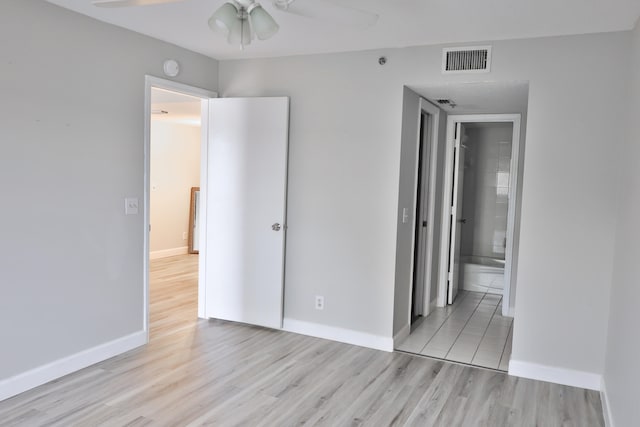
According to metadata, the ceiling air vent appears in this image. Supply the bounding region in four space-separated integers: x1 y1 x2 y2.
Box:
442 46 492 74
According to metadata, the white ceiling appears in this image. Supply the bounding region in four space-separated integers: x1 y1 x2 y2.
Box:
46 0 640 60
151 88 202 125
410 81 529 115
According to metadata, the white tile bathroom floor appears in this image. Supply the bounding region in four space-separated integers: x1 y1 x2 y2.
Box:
396 291 513 371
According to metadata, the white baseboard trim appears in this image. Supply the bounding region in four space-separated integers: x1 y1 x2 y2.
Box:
0 331 147 402
150 246 188 260
508 359 602 391
600 377 615 427
393 323 411 348
283 318 393 352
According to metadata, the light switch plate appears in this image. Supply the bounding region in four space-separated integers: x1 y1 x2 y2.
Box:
402 208 409 224
125 197 139 215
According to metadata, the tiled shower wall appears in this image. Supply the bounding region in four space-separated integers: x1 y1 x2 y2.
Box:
460 124 513 260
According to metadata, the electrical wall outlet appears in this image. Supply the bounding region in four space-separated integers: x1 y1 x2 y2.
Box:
182 231 188 240
315 296 324 310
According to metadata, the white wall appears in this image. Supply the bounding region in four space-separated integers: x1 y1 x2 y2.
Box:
461 125 513 260
603 17 640 426
0 0 217 384
150 121 201 254
219 31 629 380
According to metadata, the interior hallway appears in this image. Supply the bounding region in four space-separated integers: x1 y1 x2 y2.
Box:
149 254 199 340
397 291 513 371
0 260 603 425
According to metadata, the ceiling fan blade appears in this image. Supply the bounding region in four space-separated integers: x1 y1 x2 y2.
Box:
273 0 379 28
92 0 187 8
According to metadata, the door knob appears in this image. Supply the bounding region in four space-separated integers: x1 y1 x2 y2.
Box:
272 223 281 231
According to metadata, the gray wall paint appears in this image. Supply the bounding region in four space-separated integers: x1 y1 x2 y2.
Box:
603 17 640 426
219 31 629 375
0 0 218 380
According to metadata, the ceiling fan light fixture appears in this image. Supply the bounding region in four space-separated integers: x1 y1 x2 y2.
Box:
228 15 252 49
247 3 279 41
208 2 238 35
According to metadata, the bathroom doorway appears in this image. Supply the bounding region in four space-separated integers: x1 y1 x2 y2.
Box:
439 115 521 317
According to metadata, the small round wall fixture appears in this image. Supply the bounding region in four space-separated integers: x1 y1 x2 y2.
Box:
163 59 180 77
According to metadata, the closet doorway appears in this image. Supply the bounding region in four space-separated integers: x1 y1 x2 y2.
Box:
410 100 441 323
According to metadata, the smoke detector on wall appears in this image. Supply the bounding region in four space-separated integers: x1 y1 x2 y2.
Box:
163 59 180 77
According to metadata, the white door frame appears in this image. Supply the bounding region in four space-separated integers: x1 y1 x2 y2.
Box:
437 114 521 317
407 98 440 326
143 75 217 341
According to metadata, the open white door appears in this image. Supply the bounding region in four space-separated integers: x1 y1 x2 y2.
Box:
204 97 289 329
448 123 466 304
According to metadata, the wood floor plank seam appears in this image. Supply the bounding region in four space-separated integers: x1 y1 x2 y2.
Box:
0 255 605 426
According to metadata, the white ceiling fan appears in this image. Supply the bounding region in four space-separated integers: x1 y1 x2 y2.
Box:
92 0 379 49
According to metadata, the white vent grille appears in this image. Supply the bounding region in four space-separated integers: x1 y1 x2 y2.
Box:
442 46 492 74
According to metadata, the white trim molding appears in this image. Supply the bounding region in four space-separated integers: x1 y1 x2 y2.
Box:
508 360 602 391
283 319 394 352
393 323 411 349
0 331 146 402
149 246 189 260
600 377 615 427
144 75 218 326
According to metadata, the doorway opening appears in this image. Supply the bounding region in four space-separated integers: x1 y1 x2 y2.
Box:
394 82 528 372
410 100 440 327
144 77 290 344
143 76 217 342
439 115 521 317
148 87 202 340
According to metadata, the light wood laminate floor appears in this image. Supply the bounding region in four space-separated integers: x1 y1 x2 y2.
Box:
0 256 604 426
397 291 513 371
149 254 199 340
